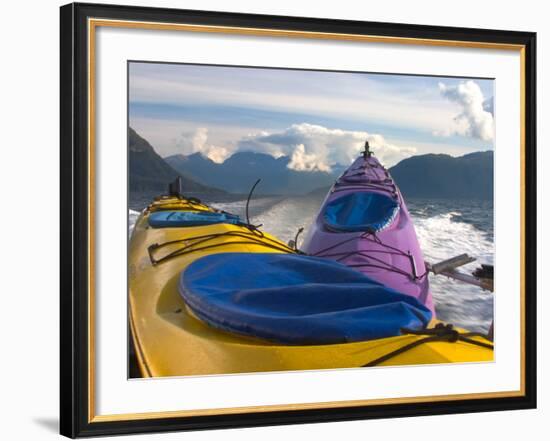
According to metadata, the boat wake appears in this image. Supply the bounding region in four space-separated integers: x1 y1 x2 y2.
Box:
414 211 494 332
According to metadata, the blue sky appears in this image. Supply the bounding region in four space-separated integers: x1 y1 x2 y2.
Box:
129 62 494 170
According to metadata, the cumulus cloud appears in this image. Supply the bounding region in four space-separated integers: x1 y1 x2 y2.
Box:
237 123 416 170
287 144 331 172
174 127 230 163
172 123 416 170
436 80 494 142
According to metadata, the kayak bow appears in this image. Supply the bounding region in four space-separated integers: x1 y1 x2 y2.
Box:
302 152 435 315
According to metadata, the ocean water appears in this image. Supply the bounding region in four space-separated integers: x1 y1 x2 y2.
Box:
129 194 493 333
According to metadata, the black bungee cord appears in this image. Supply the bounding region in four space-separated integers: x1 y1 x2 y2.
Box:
362 323 494 367
148 229 298 265
147 178 308 265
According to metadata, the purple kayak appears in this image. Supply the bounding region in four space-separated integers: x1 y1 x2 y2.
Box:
302 150 435 315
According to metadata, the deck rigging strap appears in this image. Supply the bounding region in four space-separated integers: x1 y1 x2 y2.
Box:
148 228 299 265
331 181 398 197
312 230 428 281
362 323 493 367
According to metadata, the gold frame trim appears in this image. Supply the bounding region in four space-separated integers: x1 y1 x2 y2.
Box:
87 18 527 423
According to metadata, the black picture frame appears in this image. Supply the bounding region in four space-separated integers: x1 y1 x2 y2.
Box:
60 2 537 438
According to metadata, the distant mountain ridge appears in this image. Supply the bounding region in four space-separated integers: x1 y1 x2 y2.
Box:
165 149 493 199
129 128 224 194
165 151 338 195
389 151 493 199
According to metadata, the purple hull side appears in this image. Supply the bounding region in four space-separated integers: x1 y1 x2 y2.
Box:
302 155 435 315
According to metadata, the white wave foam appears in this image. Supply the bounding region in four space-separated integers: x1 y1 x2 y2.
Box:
249 196 323 247
128 209 141 237
413 212 494 332
209 197 283 219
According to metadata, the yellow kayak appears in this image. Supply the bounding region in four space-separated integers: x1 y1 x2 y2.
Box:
129 195 493 378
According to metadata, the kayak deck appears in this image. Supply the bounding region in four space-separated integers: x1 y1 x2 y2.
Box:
129 198 493 378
